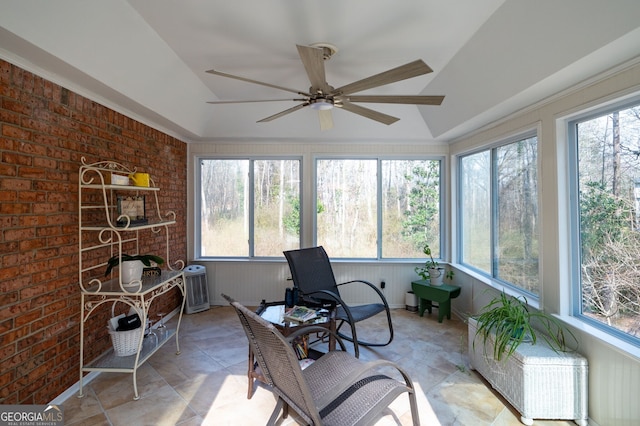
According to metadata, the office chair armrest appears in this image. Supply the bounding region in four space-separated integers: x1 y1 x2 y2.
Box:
337 279 391 309
304 288 343 305
285 325 348 352
304 289 359 336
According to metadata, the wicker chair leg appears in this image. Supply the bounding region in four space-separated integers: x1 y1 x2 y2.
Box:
267 398 284 426
246 353 253 399
409 391 420 426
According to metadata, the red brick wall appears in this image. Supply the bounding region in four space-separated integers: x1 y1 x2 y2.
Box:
0 59 188 403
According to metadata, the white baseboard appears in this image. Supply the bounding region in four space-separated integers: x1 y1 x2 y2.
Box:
49 371 101 405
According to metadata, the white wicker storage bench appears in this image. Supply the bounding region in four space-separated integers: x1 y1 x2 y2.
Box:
468 318 588 425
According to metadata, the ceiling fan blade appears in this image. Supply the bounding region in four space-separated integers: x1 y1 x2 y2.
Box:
296 44 330 92
257 103 309 123
318 109 333 131
206 69 310 96
337 102 399 125
332 60 433 96
341 95 444 105
207 98 307 104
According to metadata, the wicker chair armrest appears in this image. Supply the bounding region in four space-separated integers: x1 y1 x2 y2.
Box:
355 359 416 388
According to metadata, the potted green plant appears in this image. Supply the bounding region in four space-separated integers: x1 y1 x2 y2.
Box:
414 243 444 286
105 253 164 285
473 291 577 361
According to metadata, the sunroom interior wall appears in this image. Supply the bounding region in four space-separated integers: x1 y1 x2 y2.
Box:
187 141 449 308
449 58 640 426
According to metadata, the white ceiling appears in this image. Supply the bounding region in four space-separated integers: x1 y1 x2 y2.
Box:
1 0 640 143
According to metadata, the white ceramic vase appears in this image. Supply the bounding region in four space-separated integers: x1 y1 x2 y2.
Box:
120 260 144 286
428 267 444 286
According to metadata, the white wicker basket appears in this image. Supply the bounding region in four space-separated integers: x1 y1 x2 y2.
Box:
108 326 143 356
468 318 588 425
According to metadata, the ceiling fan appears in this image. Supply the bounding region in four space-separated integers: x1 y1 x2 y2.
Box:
206 43 444 131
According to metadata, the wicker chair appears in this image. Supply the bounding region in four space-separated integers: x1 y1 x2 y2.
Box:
284 246 393 358
222 294 419 426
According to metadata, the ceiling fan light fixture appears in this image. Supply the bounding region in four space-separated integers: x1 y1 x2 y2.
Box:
309 99 333 110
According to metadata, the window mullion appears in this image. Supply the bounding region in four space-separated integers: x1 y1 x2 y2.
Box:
491 148 498 278
248 160 255 257
377 159 383 259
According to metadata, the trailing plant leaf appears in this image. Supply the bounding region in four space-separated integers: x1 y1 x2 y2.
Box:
528 311 579 353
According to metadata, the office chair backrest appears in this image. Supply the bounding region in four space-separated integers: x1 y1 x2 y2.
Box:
284 246 339 297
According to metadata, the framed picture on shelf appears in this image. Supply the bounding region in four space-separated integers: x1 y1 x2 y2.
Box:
116 195 148 227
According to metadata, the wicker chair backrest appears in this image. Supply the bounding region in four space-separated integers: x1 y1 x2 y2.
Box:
224 295 322 425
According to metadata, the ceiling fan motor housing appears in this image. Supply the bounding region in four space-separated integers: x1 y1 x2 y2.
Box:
310 42 338 60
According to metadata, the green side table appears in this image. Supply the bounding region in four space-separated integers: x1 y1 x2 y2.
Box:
411 279 461 323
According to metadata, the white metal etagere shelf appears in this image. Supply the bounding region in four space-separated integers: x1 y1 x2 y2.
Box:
77 157 185 400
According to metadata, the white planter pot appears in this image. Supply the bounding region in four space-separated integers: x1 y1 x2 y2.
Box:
428 267 444 286
121 260 144 286
405 291 418 311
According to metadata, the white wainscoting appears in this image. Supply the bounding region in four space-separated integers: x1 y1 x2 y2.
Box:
196 260 444 309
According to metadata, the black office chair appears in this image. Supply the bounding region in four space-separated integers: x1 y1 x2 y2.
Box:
284 246 394 358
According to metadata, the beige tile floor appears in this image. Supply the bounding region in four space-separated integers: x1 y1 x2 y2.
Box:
62 306 577 425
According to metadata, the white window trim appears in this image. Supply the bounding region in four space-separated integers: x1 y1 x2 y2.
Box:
456 129 540 299
312 155 446 260
194 155 302 259
559 91 640 355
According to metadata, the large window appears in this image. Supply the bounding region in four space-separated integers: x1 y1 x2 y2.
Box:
316 158 441 259
571 99 640 343
459 134 539 295
198 158 301 257
460 151 491 273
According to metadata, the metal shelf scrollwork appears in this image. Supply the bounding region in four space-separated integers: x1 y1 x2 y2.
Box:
77 157 185 401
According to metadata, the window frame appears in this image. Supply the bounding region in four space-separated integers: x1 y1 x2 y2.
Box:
195 155 303 259
567 94 640 349
457 129 540 298
312 155 445 261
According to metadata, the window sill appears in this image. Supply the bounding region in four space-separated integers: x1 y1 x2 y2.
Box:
557 315 640 361
453 262 640 360
451 263 541 310
194 256 429 265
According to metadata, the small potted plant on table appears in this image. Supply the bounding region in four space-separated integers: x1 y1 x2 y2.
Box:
414 243 445 286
